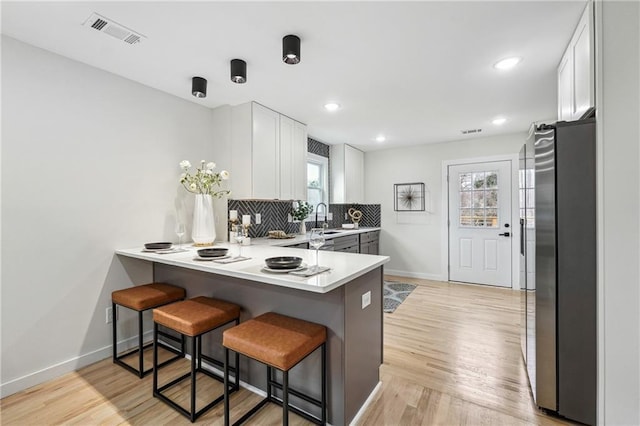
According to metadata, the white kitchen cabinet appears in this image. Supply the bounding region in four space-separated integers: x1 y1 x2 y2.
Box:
229 102 307 200
558 1 594 121
280 115 308 201
331 144 364 203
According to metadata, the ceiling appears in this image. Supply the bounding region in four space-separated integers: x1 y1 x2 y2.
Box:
1 1 586 151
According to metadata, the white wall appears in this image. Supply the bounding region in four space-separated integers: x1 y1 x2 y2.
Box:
364 133 524 281
0 36 227 396
596 1 640 424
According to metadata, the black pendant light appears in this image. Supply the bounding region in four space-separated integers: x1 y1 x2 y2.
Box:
282 34 301 64
191 76 207 98
230 59 247 84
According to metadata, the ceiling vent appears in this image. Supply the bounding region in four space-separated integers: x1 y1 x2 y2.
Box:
83 13 146 45
461 128 483 135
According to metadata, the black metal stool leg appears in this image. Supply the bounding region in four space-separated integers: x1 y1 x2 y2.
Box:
224 348 230 426
112 302 117 362
321 343 327 425
283 370 289 426
153 322 159 394
267 366 272 400
138 310 144 378
190 336 197 422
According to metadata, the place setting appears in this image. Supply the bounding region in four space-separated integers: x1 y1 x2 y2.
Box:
141 242 187 254
261 228 331 277
193 225 252 264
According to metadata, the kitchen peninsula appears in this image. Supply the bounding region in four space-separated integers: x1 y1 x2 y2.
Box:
116 243 389 425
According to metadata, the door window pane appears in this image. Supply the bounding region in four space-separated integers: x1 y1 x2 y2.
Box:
473 172 486 189
460 173 472 191
473 192 485 208
460 192 472 208
460 208 474 226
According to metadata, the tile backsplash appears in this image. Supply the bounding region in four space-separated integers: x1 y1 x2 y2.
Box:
227 200 381 238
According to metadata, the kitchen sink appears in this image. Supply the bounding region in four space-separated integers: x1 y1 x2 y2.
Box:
323 230 344 235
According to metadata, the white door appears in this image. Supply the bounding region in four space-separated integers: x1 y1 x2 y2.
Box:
448 161 512 287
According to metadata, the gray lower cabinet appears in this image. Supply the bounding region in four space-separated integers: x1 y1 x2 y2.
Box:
333 234 360 253
283 231 380 255
359 231 380 255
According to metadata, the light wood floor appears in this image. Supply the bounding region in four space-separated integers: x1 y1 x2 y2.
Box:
1 276 572 425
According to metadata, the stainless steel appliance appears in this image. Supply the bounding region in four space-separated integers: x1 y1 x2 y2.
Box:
519 117 597 425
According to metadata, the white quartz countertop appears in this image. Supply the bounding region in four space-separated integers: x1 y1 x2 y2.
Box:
251 227 381 247
116 240 388 294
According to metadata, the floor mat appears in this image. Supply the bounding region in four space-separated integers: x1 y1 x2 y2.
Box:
383 281 417 313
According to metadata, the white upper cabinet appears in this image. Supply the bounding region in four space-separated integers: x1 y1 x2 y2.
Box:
558 1 594 121
228 102 307 200
331 144 364 204
279 115 308 201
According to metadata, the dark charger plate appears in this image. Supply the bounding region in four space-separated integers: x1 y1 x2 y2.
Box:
197 248 229 258
265 256 303 270
145 242 172 250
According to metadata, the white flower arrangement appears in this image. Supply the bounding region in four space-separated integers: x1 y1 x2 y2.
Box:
179 160 230 197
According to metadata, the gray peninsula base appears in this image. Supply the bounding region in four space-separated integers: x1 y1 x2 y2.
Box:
152 263 383 425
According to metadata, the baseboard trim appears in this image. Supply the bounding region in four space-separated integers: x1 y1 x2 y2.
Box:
384 269 445 282
0 330 153 398
349 381 382 426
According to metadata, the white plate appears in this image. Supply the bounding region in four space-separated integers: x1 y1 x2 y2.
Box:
193 255 231 262
142 248 175 253
261 263 307 274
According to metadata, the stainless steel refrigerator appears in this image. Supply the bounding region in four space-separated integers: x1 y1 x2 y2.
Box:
519 117 597 425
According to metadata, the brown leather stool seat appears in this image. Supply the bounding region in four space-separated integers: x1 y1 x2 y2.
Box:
152 296 241 423
111 283 186 378
222 312 327 426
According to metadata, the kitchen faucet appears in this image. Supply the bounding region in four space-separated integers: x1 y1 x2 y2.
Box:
315 202 328 229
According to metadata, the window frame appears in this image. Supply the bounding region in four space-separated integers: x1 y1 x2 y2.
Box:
307 153 329 217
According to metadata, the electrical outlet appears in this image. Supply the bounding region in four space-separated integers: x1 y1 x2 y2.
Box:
327 212 333 221
362 291 371 309
106 306 114 324
345 213 348 220
288 214 292 223
255 213 261 224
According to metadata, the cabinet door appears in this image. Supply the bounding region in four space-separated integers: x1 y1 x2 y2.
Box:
279 115 295 200
572 2 593 119
344 145 364 203
557 51 573 121
252 104 280 199
292 120 308 200
370 241 379 255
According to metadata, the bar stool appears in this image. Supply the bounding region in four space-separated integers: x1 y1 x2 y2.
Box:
111 282 186 377
152 296 241 422
222 312 327 426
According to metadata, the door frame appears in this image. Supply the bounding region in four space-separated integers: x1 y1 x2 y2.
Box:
441 154 521 289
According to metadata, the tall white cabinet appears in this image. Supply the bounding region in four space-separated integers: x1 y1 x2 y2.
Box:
229 102 307 200
558 1 594 121
330 144 364 203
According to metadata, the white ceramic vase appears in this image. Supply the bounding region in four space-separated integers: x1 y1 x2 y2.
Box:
299 220 306 235
192 194 216 246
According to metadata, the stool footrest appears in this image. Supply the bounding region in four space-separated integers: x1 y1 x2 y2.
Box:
201 353 238 377
114 339 183 378
267 395 324 425
268 379 323 407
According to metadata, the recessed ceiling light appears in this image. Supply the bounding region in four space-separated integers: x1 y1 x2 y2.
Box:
324 102 340 112
493 57 521 70
375 135 386 142
492 117 507 125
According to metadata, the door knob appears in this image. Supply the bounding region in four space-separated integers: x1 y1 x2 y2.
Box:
499 232 511 237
